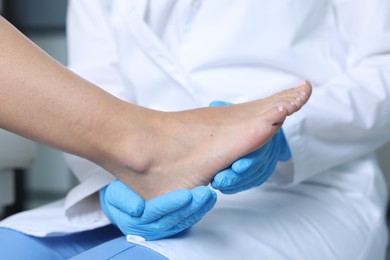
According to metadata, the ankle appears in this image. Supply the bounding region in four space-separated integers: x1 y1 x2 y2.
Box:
98 104 158 177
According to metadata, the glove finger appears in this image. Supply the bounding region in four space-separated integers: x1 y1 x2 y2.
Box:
212 168 257 189
166 186 217 228
232 128 287 174
215 170 262 193
139 189 192 224
147 188 217 240
211 168 236 189
232 141 272 174
105 180 145 217
220 169 263 190
223 157 277 192
140 186 216 231
175 189 217 230
212 158 266 189
218 174 270 194
209 100 232 107
102 203 165 241
102 202 139 235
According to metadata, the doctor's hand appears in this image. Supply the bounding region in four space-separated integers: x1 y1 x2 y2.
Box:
209 100 291 194
100 180 217 240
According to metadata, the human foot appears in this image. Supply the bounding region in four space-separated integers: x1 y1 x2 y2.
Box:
109 81 312 200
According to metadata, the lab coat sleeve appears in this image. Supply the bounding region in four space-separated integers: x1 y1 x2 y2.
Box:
63 0 134 223
274 0 390 185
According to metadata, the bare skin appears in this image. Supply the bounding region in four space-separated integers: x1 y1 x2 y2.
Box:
0 16 311 200
108 81 312 200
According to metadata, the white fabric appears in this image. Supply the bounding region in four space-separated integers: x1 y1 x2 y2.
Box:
130 176 387 260
1 0 390 259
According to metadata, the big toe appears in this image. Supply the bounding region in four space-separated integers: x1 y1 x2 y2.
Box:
278 80 312 115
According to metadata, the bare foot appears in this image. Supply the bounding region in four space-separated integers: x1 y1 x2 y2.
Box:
108 81 311 200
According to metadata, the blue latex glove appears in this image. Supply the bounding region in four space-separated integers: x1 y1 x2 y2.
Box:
100 180 217 240
209 100 291 194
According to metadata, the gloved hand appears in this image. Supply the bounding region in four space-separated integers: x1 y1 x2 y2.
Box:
100 180 217 240
209 100 291 194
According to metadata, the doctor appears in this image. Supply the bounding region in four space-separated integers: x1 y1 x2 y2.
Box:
65 1 388 259
0 12 312 259
3 0 390 259
0 12 311 260
0 15 307 200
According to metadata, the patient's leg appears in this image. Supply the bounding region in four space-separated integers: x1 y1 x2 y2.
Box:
109 81 311 200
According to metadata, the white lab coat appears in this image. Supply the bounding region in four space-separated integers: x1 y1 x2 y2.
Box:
2 0 390 259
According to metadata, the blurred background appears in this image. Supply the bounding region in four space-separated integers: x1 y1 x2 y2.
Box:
0 0 76 218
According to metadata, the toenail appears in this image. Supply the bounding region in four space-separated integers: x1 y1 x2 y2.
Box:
294 80 306 88
300 91 306 96
277 105 284 112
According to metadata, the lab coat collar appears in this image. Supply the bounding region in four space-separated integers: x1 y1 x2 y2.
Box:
112 0 193 94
